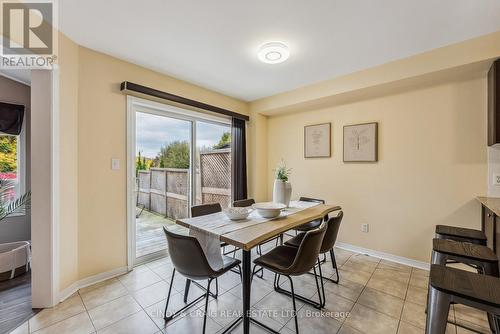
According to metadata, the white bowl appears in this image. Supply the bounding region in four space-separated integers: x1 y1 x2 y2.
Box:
252 202 286 218
223 207 252 221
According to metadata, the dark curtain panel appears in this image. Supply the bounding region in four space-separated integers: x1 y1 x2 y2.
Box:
231 117 248 201
0 102 24 135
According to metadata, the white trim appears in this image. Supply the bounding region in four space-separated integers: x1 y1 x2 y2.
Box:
51 67 61 306
58 266 128 302
126 96 136 271
336 242 430 271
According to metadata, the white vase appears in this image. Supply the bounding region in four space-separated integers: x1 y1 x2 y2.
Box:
273 179 292 207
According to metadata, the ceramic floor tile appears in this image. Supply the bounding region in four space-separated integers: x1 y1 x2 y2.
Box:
98 310 159 334
454 304 491 332
130 281 170 308
370 268 411 285
204 291 242 327
253 291 305 325
162 311 221 334
337 268 372 286
338 324 364 334
357 287 404 319
323 278 364 302
88 295 142 330
118 269 162 292
408 274 428 290
366 274 408 299
378 260 412 273
341 258 378 274
228 279 273 306
397 321 457 334
29 295 86 332
80 279 128 310
344 304 399 334
31 312 94 334
400 301 426 329
405 285 428 306
284 303 343 333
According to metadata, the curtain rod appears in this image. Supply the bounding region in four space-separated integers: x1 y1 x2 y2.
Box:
120 81 249 121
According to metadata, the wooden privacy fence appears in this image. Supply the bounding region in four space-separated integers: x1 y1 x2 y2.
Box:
199 148 231 208
137 149 231 220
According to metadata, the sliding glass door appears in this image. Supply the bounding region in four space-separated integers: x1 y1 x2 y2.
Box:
128 97 232 264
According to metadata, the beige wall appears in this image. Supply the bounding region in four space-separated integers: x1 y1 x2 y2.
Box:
266 75 487 262
58 34 80 290
77 47 248 279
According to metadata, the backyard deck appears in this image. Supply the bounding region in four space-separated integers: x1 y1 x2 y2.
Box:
136 209 175 258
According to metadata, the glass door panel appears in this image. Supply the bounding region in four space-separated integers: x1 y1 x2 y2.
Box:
135 111 191 261
194 121 232 209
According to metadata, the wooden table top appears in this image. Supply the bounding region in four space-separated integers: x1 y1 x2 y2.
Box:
176 204 341 251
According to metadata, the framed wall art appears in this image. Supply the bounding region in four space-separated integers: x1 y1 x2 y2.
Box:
343 122 378 162
304 123 331 158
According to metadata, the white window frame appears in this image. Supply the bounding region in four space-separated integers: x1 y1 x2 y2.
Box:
0 118 26 217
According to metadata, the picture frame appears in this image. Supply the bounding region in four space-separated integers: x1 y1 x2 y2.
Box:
304 123 331 158
343 122 378 162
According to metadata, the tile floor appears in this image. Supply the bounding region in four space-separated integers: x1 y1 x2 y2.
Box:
9 244 492 334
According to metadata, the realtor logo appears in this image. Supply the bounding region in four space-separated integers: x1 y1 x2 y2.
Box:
1 0 57 68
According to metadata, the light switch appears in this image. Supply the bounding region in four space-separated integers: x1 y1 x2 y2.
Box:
111 158 120 170
494 174 500 186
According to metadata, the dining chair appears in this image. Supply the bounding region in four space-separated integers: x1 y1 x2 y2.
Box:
284 211 343 307
294 197 328 232
285 211 343 280
252 222 327 333
163 227 242 333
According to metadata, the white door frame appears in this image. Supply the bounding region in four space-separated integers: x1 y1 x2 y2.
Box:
126 96 230 269
30 68 60 307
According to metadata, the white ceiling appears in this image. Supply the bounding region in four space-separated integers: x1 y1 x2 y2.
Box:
60 0 500 101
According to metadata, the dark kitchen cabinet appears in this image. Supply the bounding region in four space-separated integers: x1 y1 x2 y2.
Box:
488 59 500 146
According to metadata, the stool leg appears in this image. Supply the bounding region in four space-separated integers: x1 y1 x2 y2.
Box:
425 285 451 334
183 279 191 302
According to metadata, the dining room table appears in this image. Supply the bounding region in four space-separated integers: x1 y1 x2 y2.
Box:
176 201 341 334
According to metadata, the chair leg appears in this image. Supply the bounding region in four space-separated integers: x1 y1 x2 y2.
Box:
184 279 191 303
330 249 340 284
164 269 176 319
202 279 213 334
425 285 451 334
285 275 299 334
315 258 326 308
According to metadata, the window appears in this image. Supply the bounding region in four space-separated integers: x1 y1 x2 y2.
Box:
0 127 25 206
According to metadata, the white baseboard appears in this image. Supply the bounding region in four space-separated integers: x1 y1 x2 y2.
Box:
336 242 430 271
58 266 129 302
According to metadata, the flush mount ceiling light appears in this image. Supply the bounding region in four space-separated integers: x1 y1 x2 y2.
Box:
257 42 290 64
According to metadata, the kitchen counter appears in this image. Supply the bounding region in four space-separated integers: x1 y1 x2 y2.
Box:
477 196 500 217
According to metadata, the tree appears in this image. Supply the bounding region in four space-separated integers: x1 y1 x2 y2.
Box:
0 136 17 173
157 141 189 169
213 132 231 149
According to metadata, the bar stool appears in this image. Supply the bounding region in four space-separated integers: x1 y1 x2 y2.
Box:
252 222 328 333
163 227 242 334
431 238 499 332
426 264 500 334
431 238 498 276
435 225 487 245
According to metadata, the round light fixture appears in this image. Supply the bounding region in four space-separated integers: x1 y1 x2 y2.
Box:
257 42 290 64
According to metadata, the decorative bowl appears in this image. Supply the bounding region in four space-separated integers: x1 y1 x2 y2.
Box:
223 207 252 221
252 202 286 218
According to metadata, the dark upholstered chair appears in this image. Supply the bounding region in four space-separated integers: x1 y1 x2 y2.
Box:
294 197 328 232
191 203 223 217
253 223 327 333
163 227 241 333
285 211 343 290
232 199 256 208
